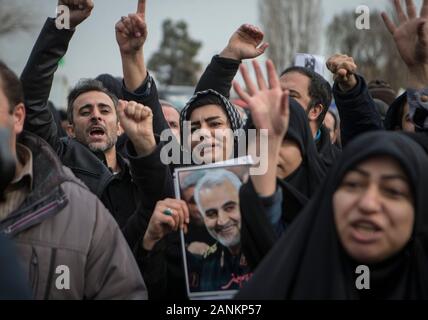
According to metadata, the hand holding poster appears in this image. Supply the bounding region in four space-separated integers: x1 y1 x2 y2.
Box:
174 157 253 299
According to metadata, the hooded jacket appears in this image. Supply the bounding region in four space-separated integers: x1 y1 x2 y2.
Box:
0 132 147 299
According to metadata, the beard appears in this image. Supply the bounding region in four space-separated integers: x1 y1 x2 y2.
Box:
74 127 118 153
207 226 241 248
87 134 117 153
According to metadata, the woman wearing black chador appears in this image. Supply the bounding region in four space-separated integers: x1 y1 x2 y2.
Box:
237 131 428 299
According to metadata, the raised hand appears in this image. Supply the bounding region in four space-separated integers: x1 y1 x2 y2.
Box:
233 59 289 197
326 54 358 92
233 60 289 140
117 100 155 156
115 0 148 55
143 198 190 251
57 0 94 29
220 24 269 61
382 0 428 85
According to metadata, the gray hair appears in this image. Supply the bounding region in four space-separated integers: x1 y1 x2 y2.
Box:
194 169 242 217
181 170 206 190
160 99 179 112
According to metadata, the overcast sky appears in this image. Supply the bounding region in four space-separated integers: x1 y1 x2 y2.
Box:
0 0 396 106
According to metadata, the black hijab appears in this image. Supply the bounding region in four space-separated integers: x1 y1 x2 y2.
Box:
317 124 342 167
280 98 327 207
384 92 407 131
237 131 428 299
239 99 327 269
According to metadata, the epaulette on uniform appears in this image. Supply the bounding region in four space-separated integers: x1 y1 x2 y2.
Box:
203 242 218 259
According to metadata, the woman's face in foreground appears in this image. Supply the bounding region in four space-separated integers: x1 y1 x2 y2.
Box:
333 156 414 264
189 104 233 163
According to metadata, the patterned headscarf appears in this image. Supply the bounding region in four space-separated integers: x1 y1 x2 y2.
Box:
179 89 244 147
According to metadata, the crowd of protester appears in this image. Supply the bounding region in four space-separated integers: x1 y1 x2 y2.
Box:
1 0 428 299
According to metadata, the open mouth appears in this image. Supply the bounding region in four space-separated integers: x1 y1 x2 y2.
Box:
89 126 106 138
200 142 216 149
198 142 218 156
350 220 382 242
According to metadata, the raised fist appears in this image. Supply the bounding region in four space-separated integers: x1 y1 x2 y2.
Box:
57 0 94 29
326 54 358 92
220 24 269 61
117 100 155 156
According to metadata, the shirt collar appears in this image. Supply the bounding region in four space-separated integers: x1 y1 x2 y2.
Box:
10 143 33 191
314 129 322 142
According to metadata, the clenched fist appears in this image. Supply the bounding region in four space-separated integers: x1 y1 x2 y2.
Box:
57 0 94 29
220 24 269 61
117 100 156 157
326 54 358 92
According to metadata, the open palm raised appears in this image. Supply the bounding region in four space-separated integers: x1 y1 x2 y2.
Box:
382 0 428 69
233 59 290 140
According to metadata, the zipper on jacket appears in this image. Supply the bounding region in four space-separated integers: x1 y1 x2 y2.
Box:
29 247 39 298
4 195 67 236
43 248 57 300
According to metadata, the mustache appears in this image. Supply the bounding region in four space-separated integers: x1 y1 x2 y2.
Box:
86 124 107 134
215 222 237 233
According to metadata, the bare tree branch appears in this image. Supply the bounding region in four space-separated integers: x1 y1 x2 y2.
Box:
0 0 34 37
327 8 408 91
259 0 322 72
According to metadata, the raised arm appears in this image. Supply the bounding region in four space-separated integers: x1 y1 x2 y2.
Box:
195 24 269 97
326 54 383 146
233 60 291 268
21 0 93 152
115 0 169 136
233 59 289 197
382 0 428 130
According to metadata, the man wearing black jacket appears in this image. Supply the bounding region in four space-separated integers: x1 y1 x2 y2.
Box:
326 54 385 147
20 0 173 250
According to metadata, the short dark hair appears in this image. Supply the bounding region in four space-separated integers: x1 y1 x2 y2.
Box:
281 66 332 129
0 60 24 114
67 79 119 124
